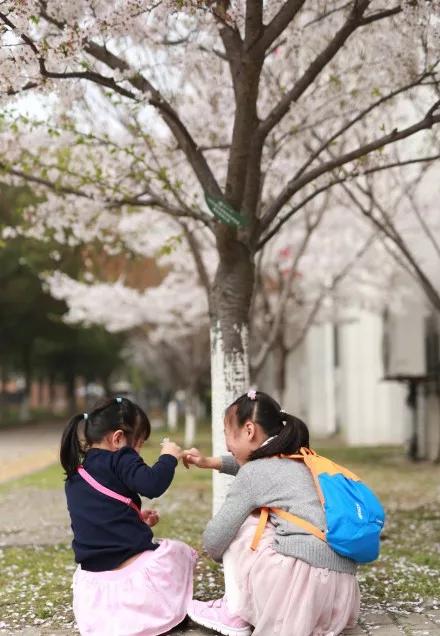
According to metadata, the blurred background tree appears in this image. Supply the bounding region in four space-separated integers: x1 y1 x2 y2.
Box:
0 184 126 423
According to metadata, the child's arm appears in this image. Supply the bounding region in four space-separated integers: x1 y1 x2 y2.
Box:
203 465 257 561
183 448 240 476
112 443 181 499
182 448 221 470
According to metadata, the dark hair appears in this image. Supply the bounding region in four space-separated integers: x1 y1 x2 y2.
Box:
226 391 309 461
60 397 151 478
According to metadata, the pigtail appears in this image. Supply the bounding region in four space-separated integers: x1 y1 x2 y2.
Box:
60 414 86 479
249 412 310 461
60 398 151 477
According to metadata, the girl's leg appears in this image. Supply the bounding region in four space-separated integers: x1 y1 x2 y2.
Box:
187 530 252 636
222 547 242 614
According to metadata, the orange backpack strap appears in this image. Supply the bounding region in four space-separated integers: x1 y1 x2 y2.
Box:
250 448 327 550
250 507 269 551
250 506 325 550
271 508 325 542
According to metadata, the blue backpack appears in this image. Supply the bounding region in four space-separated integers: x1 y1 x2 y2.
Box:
250 448 385 563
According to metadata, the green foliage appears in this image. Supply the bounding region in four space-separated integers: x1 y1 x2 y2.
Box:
0 183 126 400
156 233 183 257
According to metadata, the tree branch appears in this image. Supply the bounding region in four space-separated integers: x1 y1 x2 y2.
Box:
359 5 402 25
251 206 326 374
84 41 222 198
257 0 372 141
0 9 223 201
252 0 306 55
179 221 211 294
341 182 440 312
286 227 381 356
261 100 440 229
0 162 210 224
257 152 440 249
312 132 440 312
312 3 353 25
290 71 438 186
400 175 440 260
244 0 263 50
0 11 137 99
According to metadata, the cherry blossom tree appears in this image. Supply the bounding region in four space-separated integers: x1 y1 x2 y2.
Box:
250 152 440 402
1 0 440 506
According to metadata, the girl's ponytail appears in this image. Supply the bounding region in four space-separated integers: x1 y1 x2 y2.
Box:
227 391 310 461
60 414 86 479
60 397 150 479
249 412 309 461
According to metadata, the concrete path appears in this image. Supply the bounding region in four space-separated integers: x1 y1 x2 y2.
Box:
2 608 440 635
0 421 62 483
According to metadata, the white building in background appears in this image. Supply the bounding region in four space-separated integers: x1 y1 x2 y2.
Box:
259 291 440 461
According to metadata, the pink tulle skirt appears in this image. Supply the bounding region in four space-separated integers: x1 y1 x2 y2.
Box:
223 515 360 636
73 539 197 636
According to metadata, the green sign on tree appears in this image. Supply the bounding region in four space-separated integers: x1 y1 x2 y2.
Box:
205 193 247 228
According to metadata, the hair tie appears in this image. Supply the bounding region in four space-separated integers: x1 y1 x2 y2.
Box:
115 397 122 404
83 413 88 420
280 408 286 426
247 389 257 400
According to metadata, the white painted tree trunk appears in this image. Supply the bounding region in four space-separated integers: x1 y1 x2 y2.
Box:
184 389 200 448
184 412 196 448
167 400 178 432
305 323 337 437
210 322 249 514
19 394 30 422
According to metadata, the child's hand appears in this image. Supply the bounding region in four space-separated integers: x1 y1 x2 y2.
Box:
182 447 207 469
141 509 160 527
160 438 182 460
183 448 220 470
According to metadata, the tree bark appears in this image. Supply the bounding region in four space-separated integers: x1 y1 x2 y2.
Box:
19 346 32 422
210 231 254 512
65 372 77 415
274 339 288 406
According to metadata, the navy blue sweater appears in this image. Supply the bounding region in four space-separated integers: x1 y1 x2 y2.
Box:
65 447 178 572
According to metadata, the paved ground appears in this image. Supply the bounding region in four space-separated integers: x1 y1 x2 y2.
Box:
2 609 440 635
0 421 62 483
0 422 439 636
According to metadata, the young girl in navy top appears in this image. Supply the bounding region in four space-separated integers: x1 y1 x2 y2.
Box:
60 396 197 636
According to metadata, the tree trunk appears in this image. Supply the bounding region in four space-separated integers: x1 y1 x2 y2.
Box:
184 390 198 448
65 372 77 414
167 399 178 432
48 372 56 405
0 366 8 404
210 233 254 512
19 346 32 422
273 338 288 406
102 375 112 397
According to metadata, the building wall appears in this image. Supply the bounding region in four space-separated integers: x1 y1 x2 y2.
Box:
271 309 415 446
337 310 409 446
257 293 438 450
305 323 337 437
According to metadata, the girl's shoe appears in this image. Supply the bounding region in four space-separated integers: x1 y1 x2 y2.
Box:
187 598 252 636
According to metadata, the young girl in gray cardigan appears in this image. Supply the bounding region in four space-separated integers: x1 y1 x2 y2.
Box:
184 390 360 636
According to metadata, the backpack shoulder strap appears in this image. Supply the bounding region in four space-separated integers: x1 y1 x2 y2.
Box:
271 508 325 541
250 448 326 550
250 507 325 550
250 507 269 551
77 466 143 521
